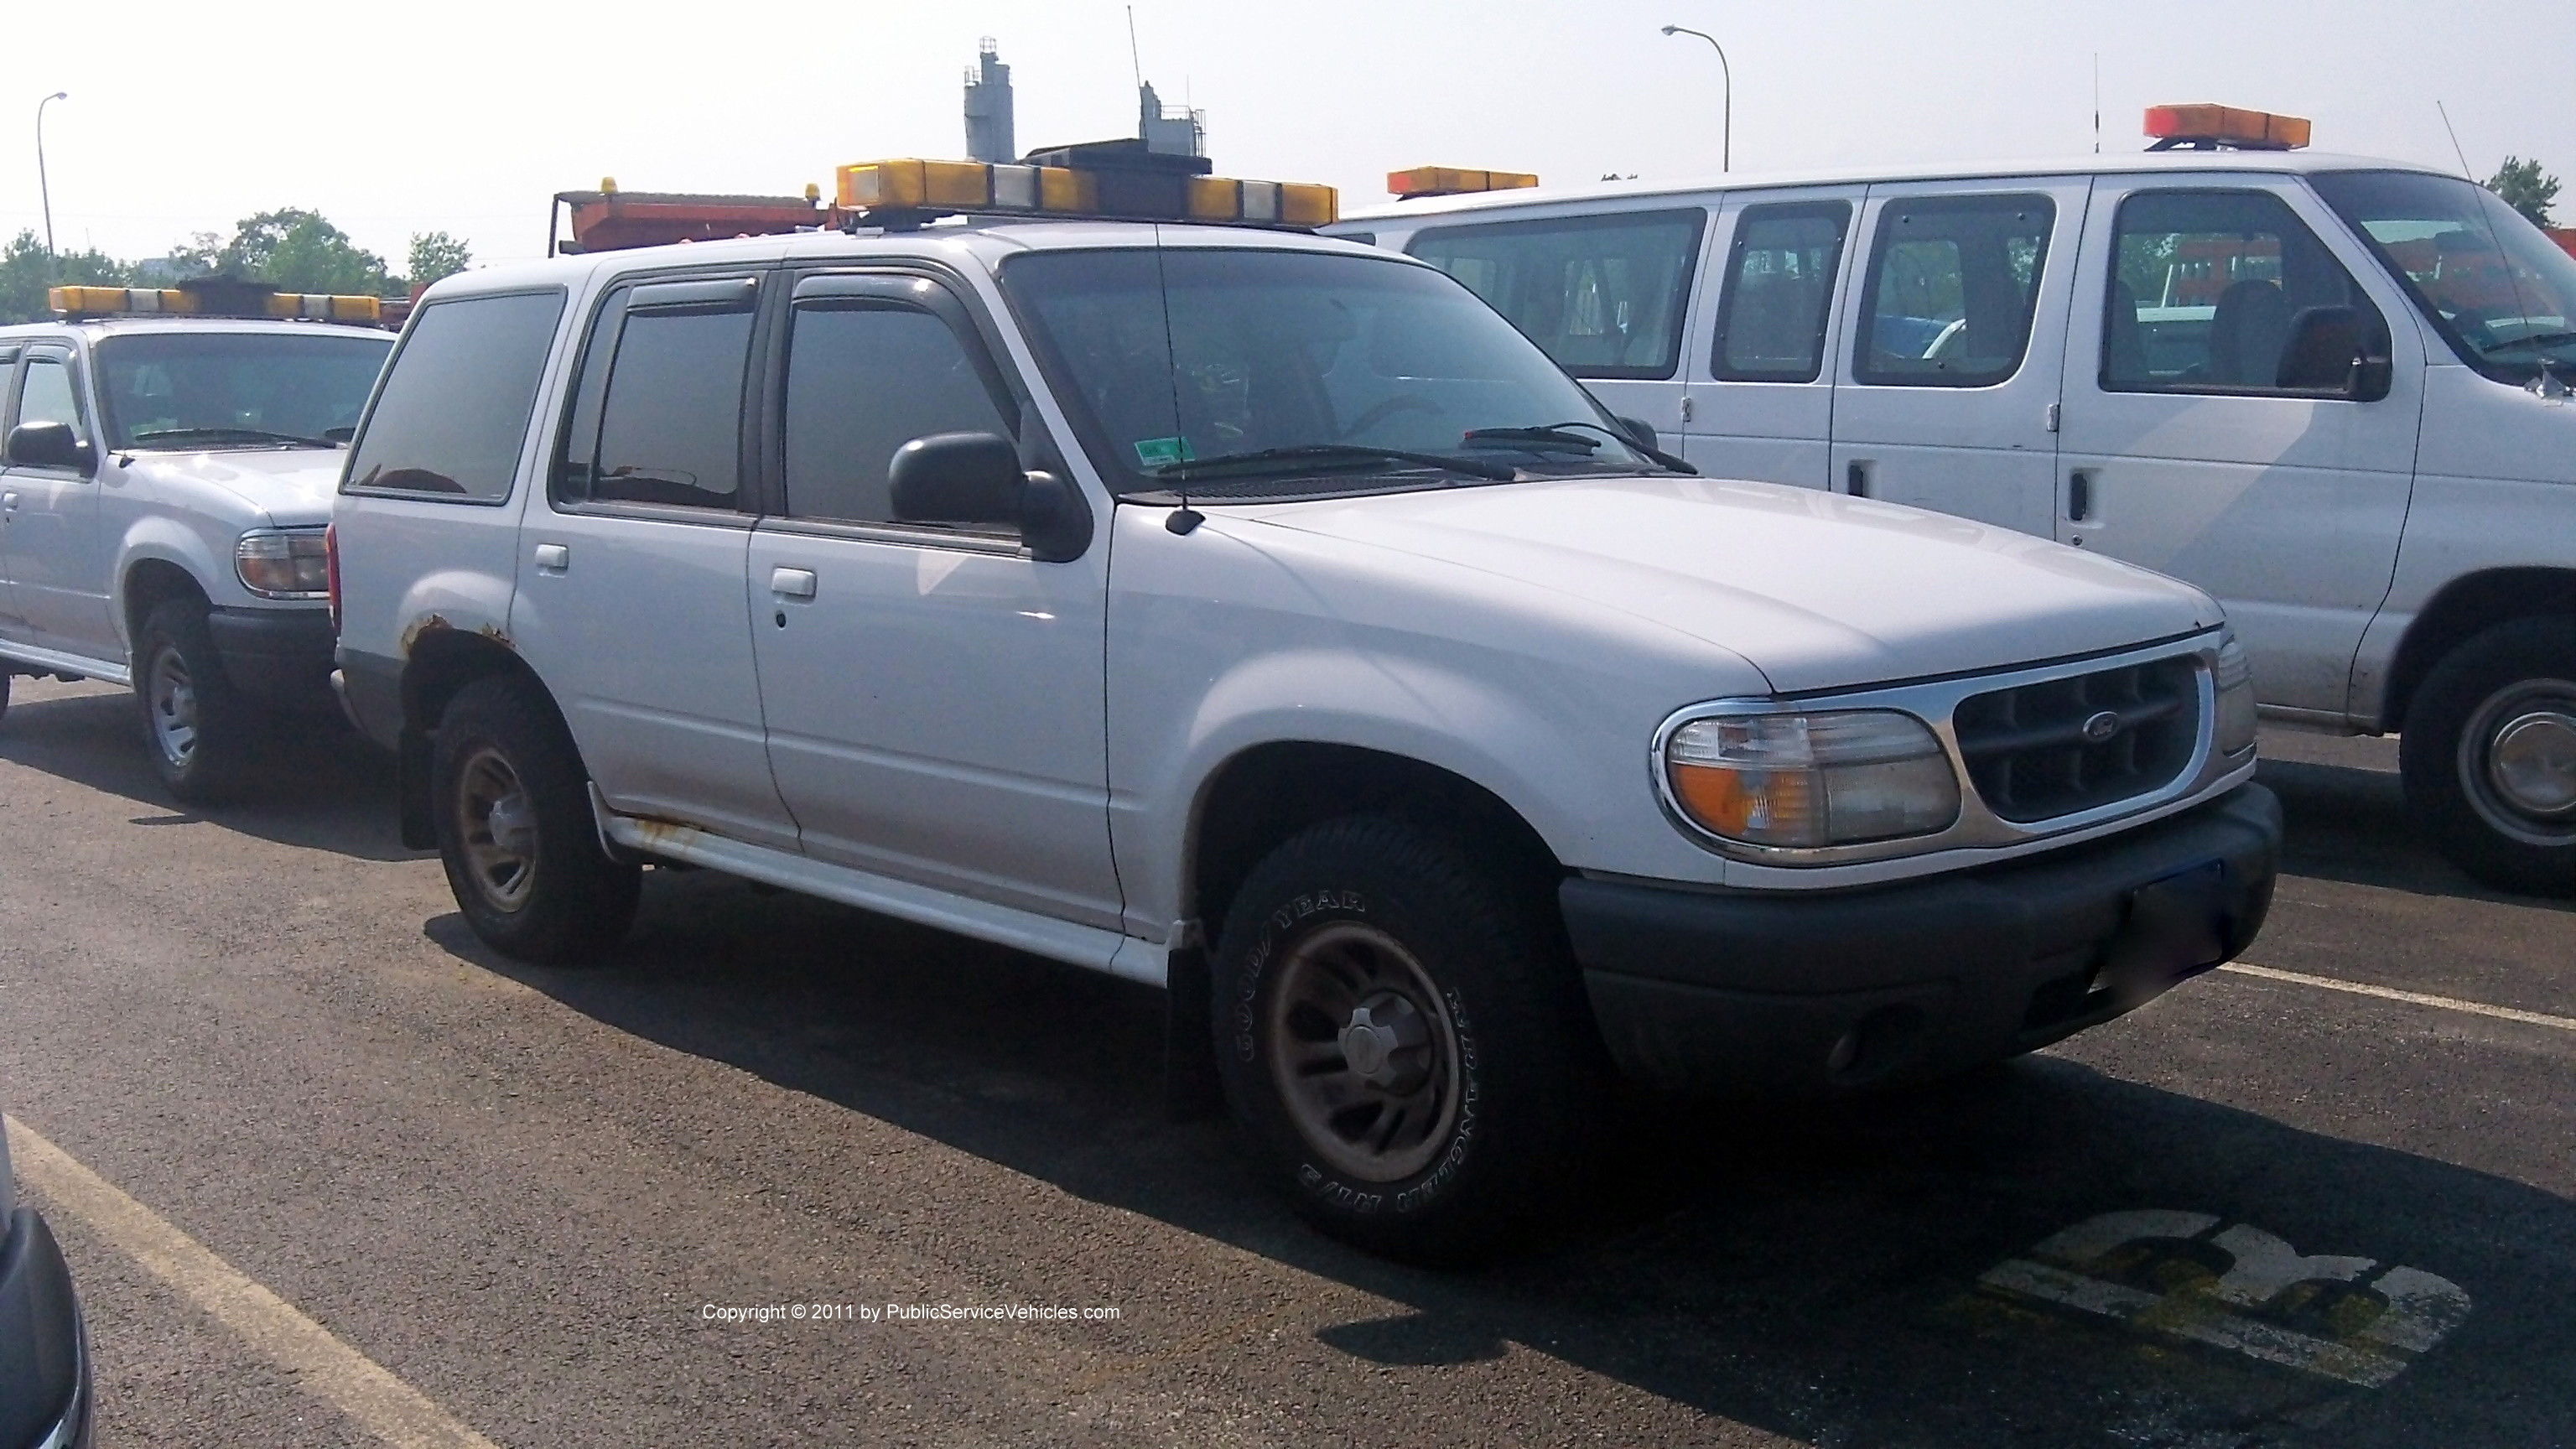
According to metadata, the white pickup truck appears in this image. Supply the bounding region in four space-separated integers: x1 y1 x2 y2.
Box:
330 163 2279 1259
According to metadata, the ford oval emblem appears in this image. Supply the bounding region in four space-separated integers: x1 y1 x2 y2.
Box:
2081 709 2122 744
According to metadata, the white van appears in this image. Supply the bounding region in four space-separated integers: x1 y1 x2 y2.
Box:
1337 138 2576 895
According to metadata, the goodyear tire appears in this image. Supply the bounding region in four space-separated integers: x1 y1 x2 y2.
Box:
431 676 640 963
135 599 253 806
1211 813 1607 1263
2402 618 2576 897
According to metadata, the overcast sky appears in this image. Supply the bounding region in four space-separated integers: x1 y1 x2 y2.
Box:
9 0 2572 273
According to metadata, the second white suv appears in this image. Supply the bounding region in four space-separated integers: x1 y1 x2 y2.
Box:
331 191 2278 1260
0 288 392 801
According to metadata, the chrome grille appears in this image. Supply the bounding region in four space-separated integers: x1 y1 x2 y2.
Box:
1953 657 2201 823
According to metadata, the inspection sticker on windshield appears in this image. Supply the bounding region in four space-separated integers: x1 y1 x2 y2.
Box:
1134 436 1194 467
1978 1211 2470 1387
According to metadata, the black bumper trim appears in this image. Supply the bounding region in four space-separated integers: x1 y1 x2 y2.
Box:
0 1208 91 1449
1564 785 2282 1094
207 605 336 709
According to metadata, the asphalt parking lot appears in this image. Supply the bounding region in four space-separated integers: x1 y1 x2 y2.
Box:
3 676 2568 1448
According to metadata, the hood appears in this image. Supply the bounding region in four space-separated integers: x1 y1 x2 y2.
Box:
122 446 347 524
1231 475 2221 694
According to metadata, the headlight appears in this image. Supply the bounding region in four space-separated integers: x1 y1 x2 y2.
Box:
236 530 330 598
2214 634 2257 758
1665 709 1961 849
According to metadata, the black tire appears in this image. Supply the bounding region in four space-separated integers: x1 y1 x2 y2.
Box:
430 676 640 963
1211 813 1608 1264
0 670 11 728
2401 618 2576 897
134 598 255 806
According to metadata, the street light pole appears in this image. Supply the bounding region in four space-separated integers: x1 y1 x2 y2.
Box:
37 91 68 258
1659 25 1730 173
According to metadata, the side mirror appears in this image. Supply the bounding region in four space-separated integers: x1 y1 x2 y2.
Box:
887 430 1094 562
890 431 1023 526
2277 306 2392 401
1612 415 1661 451
6 420 96 472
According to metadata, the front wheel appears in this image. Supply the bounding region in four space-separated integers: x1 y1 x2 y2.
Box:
135 599 253 805
2402 618 2576 896
431 677 640 963
1212 814 1607 1263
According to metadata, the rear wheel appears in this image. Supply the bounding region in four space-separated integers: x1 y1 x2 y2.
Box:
1211 813 1606 1263
2402 618 2576 896
135 599 253 806
0 671 11 727
431 676 640 963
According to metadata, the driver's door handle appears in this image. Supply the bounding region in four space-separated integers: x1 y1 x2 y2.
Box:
2 491 18 512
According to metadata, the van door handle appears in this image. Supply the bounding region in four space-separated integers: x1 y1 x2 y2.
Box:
533 543 569 571
1845 461 1869 498
2066 470 2093 523
771 567 818 599
2 491 18 512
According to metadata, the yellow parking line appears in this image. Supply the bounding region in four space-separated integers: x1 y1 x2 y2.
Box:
3 1114 501 1449
2220 963 2576 1034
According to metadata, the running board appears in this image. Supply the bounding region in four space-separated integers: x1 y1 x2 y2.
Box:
0 641 130 688
590 793 1166 987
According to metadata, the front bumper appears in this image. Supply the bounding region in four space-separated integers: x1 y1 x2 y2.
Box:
0 1208 93 1449
1565 784 2281 1095
207 606 335 710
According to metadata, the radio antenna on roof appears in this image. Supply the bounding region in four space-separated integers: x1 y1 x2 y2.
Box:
1127 6 1145 91
2436 100 2475 179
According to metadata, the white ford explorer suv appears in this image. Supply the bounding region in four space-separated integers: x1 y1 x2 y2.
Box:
0 283 393 802
330 153 2280 1260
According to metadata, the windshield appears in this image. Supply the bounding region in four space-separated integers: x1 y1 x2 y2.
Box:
999 244 1654 497
94 330 393 449
2310 169 2576 381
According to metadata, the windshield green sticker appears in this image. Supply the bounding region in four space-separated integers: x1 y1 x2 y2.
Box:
1134 436 1195 467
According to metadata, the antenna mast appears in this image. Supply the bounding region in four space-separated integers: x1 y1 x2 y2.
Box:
1127 6 1145 91
2436 100 2475 179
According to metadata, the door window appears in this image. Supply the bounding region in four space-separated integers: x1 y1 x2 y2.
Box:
559 283 756 511
1711 202 1851 382
1408 209 1706 378
345 290 564 501
782 302 1013 526
14 357 89 444
1855 194 2054 387
2104 190 2386 394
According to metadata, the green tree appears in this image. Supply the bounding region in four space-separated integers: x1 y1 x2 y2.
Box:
212 208 392 294
2485 157 2561 228
0 230 134 325
405 231 472 289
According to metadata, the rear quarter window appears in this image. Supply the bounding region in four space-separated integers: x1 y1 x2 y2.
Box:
344 289 567 501
1407 209 1706 380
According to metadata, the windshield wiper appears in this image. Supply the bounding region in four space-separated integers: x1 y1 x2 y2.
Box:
2480 330 2576 354
1459 422 1697 475
128 426 336 449
1155 444 1516 484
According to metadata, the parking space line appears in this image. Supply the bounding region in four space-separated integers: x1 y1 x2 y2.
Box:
3 1114 502 1449
2220 963 2576 1033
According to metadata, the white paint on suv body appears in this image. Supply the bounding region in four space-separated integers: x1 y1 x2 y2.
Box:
338 226 2241 982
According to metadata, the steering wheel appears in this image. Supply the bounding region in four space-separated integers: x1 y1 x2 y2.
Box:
1337 392 1442 441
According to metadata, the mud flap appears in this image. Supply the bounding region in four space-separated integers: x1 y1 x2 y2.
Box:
397 727 436 850
1162 945 1224 1121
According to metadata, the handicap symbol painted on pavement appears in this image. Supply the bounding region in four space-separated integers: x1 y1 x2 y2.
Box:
1978 1210 2471 1387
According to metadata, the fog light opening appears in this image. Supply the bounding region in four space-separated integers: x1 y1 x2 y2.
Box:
1825 1004 1928 1086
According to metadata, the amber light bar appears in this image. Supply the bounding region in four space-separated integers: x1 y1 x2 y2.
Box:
1387 166 1540 200
2144 104 2311 151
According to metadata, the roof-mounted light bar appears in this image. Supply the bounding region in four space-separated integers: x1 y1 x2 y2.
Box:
2143 103 2310 152
1387 166 1540 200
49 286 383 324
834 153 1337 230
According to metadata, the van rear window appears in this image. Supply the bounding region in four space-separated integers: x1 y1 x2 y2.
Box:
344 290 565 501
1407 209 1706 380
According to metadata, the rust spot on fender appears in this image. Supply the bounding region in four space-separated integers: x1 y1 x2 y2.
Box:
398 613 452 658
477 622 514 650
626 813 705 854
